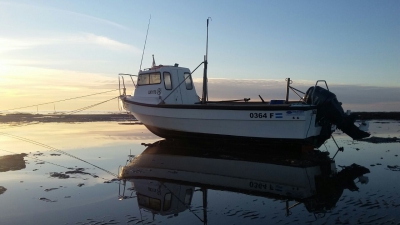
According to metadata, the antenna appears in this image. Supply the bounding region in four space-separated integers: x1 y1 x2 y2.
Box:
202 17 211 104
206 17 211 61
139 15 151 71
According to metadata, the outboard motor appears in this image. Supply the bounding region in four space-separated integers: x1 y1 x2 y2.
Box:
304 86 370 140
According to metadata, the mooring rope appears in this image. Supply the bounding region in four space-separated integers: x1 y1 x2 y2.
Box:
0 96 120 130
0 89 119 112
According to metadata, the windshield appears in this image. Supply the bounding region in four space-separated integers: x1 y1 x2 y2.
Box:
137 194 161 211
137 72 161 86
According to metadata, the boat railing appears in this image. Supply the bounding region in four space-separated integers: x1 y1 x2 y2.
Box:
285 78 330 105
313 80 329 91
286 78 308 103
310 80 329 105
118 73 138 96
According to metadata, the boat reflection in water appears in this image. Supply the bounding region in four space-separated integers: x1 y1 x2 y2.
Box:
118 140 369 222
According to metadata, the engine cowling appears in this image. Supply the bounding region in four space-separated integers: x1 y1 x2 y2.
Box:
304 86 370 140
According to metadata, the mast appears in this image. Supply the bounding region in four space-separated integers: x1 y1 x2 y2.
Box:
285 78 291 103
202 18 210 104
202 188 208 225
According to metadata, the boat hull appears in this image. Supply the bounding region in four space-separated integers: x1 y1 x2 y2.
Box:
122 97 329 147
144 124 318 148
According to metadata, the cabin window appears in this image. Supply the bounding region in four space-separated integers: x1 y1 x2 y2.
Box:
163 193 172 211
137 194 161 211
184 189 193 205
184 73 193 90
137 72 161 86
150 73 161 84
137 74 149 85
163 72 172 90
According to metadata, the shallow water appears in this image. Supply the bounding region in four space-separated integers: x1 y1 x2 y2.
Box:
0 121 399 224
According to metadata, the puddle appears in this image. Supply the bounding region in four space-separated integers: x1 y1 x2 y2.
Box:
0 120 399 224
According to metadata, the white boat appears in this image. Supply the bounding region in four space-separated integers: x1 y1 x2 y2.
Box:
118 140 370 216
119 20 369 148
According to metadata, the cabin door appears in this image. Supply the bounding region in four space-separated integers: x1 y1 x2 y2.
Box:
175 69 191 104
171 69 183 104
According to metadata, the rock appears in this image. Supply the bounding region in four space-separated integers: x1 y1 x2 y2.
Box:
39 197 56 202
0 186 7 195
44 188 59 192
0 153 28 172
50 172 70 179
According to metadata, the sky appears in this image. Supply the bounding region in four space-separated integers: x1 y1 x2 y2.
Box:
0 0 399 112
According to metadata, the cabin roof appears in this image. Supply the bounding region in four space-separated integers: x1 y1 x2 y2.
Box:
141 64 189 73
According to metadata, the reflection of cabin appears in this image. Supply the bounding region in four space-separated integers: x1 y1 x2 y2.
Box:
133 66 200 105
133 179 194 216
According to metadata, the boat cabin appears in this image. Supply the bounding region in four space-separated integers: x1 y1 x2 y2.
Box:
132 179 194 216
133 65 200 105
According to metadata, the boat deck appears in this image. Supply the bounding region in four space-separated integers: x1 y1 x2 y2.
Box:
198 100 306 107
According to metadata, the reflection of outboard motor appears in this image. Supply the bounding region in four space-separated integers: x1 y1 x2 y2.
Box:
304 86 370 140
307 163 370 213
336 163 370 191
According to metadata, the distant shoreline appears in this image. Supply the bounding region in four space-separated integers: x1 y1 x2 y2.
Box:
0 112 399 123
357 112 400 121
0 113 135 123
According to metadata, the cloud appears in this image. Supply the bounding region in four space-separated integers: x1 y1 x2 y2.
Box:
70 33 140 52
65 10 131 32
0 2 131 32
0 37 53 52
0 33 140 53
